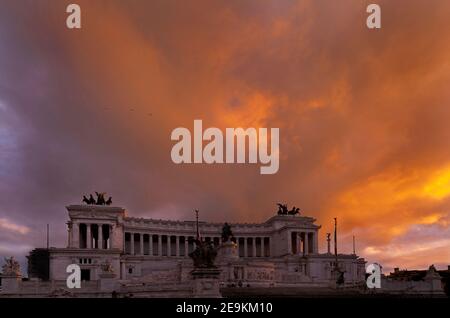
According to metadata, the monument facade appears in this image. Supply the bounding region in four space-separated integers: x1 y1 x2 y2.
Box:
48 204 366 289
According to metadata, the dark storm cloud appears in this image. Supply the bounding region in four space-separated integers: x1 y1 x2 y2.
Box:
0 0 449 271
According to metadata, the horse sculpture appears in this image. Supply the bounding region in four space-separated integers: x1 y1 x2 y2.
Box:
277 203 300 216
82 192 112 206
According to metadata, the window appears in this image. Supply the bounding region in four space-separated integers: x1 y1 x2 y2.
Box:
79 258 92 264
81 269 90 281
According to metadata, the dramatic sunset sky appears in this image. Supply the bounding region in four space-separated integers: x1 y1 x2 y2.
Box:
1 0 449 273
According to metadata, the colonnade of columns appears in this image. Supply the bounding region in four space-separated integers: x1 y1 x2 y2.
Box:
70 224 315 257
288 231 316 255
124 233 194 256
74 223 114 249
238 237 270 257
123 233 271 258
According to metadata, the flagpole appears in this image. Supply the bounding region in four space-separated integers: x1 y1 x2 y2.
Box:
47 224 49 249
334 218 338 268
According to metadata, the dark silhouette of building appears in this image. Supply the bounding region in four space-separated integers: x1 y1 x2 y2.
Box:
27 248 50 281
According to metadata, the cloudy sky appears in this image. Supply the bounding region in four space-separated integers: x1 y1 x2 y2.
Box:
1 0 449 273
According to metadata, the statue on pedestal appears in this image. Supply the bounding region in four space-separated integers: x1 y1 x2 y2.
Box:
217 223 239 263
189 209 222 298
221 223 234 243
189 239 217 268
188 209 218 268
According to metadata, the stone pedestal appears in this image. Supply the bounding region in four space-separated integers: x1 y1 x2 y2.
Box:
191 268 221 298
217 241 239 262
99 273 118 292
1 275 22 293
216 241 240 284
217 241 239 265
330 268 345 289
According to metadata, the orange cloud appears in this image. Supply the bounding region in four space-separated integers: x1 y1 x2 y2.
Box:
0 218 30 235
1 0 450 271
320 163 450 269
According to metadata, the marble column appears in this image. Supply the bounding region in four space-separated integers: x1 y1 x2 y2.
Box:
184 236 189 257
260 237 265 257
73 222 79 248
314 233 319 253
244 238 248 257
98 224 103 249
167 236 171 256
130 233 135 255
67 222 72 248
149 235 153 256
109 224 114 249
287 231 291 255
140 234 144 255
296 233 301 254
304 232 309 255
86 224 92 249
176 236 180 257
158 235 162 256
